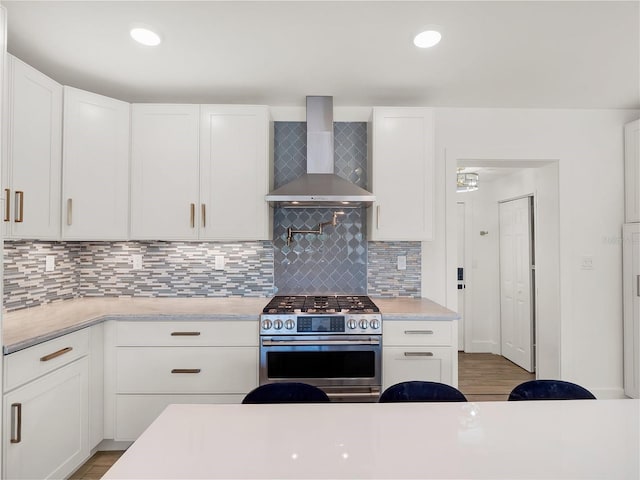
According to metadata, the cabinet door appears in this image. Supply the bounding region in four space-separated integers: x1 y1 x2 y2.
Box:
625 119 640 223
130 104 200 240
369 107 434 240
623 223 640 398
62 86 130 240
199 105 272 240
382 346 452 390
2 55 62 239
3 358 89 480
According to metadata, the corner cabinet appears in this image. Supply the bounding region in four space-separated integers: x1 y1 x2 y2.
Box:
623 223 640 398
368 107 434 241
130 104 273 241
382 320 458 390
2 55 62 239
625 119 640 223
2 329 90 480
62 86 130 240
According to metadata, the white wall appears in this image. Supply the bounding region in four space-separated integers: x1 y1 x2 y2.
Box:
429 107 640 398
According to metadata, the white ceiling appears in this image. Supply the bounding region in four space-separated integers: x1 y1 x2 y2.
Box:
3 1 639 109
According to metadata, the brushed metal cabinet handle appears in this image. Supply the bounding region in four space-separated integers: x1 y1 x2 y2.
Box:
171 369 201 374
14 191 24 223
404 330 434 335
201 204 206 228
40 347 73 362
190 203 195 228
637 275 640 297
376 205 381 229
10 403 22 444
4 188 10 222
67 198 73 226
404 352 434 357
171 331 201 336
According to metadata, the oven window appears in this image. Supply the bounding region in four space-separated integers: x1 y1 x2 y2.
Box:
267 351 375 378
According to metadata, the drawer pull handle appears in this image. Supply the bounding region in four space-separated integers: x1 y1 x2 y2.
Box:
40 347 73 362
404 352 434 357
170 331 201 336
404 330 434 335
10 403 22 444
171 369 201 374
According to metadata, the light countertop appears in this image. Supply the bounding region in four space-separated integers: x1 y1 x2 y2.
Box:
3 296 458 354
103 400 640 479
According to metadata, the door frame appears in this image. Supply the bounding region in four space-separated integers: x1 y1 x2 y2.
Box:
445 153 560 379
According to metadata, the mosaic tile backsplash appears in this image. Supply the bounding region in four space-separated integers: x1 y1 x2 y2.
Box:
4 241 274 311
367 242 422 297
273 122 369 294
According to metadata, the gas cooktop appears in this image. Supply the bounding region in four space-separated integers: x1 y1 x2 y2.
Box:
263 295 380 314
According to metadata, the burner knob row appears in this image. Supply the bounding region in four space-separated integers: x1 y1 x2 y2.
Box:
347 318 381 330
261 318 296 330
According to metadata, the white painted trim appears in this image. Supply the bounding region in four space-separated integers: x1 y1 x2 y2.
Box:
269 106 373 122
469 340 497 353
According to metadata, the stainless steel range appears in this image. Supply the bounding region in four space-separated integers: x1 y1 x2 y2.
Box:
259 295 382 402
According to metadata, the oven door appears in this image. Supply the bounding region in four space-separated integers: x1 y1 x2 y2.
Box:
259 335 382 402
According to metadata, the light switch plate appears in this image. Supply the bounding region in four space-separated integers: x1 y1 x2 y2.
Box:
397 255 407 270
215 255 225 270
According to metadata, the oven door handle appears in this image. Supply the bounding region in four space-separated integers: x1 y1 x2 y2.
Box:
262 338 381 346
325 390 381 399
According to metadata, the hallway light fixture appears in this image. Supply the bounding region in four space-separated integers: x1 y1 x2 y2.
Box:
457 169 479 193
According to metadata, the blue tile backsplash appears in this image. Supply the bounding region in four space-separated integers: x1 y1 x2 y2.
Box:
3 121 421 312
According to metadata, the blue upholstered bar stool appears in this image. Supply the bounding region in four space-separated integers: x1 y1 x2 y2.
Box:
378 381 467 403
508 380 596 401
242 382 330 404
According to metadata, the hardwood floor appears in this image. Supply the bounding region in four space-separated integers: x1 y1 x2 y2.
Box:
70 352 534 479
458 352 536 402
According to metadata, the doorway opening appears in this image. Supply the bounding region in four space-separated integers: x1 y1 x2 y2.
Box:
451 159 560 382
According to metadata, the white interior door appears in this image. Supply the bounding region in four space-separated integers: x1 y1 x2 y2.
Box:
499 197 534 372
457 202 466 350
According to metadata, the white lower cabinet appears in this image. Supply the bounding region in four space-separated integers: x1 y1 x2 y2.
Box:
3 330 90 480
110 320 258 441
382 320 457 390
623 223 640 398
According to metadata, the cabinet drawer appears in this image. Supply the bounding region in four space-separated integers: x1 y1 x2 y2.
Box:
115 321 257 347
115 394 244 441
382 346 453 389
383 321 453 346
116 346 258 394
4 328 90 391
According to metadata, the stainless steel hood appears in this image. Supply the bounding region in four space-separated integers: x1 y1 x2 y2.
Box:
265 96 375 208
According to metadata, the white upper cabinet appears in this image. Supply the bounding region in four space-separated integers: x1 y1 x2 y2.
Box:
368 107 434 241
130 104 272 241
199 105 272 240
62 87 130 240
625 119 640 223
2 55 62 239
130 104 200 240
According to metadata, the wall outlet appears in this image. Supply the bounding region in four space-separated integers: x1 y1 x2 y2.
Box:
397 255 407 270
45 255 55 272
215 255 225 271
132 254 143 270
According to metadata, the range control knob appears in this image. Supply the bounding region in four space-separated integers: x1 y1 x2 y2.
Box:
369 319 381 330
273 319 283 330
347 319 358 330
359 319 369 329
285 319 295 330
261 319 273 330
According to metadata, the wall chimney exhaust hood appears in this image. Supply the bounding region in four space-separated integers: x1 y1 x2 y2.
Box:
265 96 375 208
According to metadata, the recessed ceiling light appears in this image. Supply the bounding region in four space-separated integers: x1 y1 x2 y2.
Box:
413 30 442 49
130 27 161 46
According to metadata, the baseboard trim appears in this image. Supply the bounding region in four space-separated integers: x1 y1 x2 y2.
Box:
94 439 133 452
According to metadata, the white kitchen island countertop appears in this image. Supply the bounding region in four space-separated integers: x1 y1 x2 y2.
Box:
103 400 639 480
